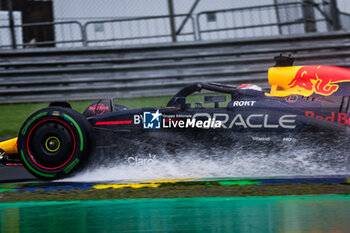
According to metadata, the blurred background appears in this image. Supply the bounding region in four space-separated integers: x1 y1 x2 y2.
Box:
0 0 350 105
0 0 349 48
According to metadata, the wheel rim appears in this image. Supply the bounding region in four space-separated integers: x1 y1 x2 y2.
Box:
45 136 61 153
26 119 76 170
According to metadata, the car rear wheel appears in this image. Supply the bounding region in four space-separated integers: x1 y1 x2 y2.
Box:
18 107 91 180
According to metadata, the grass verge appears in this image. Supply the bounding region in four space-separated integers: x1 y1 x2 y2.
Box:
0 183 349 202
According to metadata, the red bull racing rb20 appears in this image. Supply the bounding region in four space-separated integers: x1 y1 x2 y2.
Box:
1 56 350 180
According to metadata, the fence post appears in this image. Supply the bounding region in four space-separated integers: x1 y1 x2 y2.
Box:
167 0 177 42
6 0 16 49
195 14 202 40
329 0 341 31
302 0 317 33
273 0 283 35
190 16 199 41
81 23 88 46
176 0 200 37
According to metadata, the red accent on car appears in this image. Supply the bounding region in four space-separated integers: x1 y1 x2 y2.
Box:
285 95 299 103
288 65 350 96
164 119 180 123
95 120 132 125
238 84 254 89
6 163 23 166
89 104 109 115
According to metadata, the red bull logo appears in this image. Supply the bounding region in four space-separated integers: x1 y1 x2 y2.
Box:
305 111 350 125
88 104 109 115
288 65 350 96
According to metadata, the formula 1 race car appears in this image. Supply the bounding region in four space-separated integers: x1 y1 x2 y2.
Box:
1 55 350 180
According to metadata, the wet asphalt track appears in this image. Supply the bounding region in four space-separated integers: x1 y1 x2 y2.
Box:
0 164 349 186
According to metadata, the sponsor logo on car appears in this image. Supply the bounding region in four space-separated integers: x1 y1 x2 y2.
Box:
163 118 222 129
214 113 296 129
285 95 298 103
232 101 256 107
143 110 162 129
88 104 109 115
305 111 350 125
136 112 296 129
128 154 157 166
288 65 350 96
251 136 270 141
283 137 297 142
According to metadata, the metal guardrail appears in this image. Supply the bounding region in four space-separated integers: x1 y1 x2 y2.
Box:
84 14 196 46
0 31 350 103
197 2 331 40
0 2 336 49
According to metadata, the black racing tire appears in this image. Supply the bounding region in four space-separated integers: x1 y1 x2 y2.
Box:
18 107 92 180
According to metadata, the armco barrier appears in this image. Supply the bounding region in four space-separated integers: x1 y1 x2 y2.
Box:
0 31 350 103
